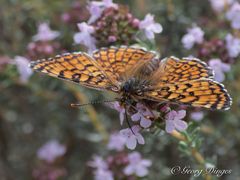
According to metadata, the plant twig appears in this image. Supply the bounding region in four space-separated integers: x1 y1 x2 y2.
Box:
170 130 212 180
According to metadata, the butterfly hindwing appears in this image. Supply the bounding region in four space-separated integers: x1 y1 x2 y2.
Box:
151 56 214 84
145 56 232 110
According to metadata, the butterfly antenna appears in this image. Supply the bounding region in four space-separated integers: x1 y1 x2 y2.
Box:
71 99 117 108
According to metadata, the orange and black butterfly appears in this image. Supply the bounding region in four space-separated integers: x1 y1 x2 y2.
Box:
30 46 232 110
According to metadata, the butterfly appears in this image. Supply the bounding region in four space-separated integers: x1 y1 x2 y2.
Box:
30 46 232 110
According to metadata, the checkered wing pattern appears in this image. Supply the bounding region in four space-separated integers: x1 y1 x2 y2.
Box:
92 46 157 80
30 52 118 91
146 57 232 110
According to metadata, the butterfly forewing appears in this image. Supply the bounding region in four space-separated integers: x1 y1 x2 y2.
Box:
92 46 157 80
30 52 118 91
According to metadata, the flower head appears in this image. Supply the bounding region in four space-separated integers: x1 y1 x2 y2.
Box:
88 2 104 24
37 140 66 163
88 156 113 180
120 125 145 150
209 59 231 82
139 14 163 40
226 2 240 29
209 0 234 12
33 22 60 42
107 132 126 151
225 33 240 58
190 111 204 121
88 156 109 170
88 0 118 24
94 169 114 180
73 22 97 53
182 26 204 49
123 152 152 177
109 102 125 125
165 110 187 133
14 56 32 83
131 103 153 128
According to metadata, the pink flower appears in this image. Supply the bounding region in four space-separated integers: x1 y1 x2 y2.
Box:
110 102 125 125
14 56 32 83
88 2 104 24
190 111 204 121
73 22 96 53
108 35 117 42
225 33 240 58
208 59 231 82
88 156 113 180
120 125 145 150
226 2 240 29
182 26 204 49
33 22 60 42
37 140 66 163
107 132 126 151
139 14 163 40
209 0 234 12
88 0 118 24
88 156 109 170
94 169 114 180
131 103 153 128
165 110 187 133
123 152 152 177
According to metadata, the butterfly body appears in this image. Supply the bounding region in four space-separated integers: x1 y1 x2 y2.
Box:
30 46 232 110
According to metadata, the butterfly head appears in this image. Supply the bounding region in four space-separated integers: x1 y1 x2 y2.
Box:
120 77 151 104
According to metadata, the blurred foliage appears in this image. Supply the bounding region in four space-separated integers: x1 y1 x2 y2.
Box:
0 0 240 180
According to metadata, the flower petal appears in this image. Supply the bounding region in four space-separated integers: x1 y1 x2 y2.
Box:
174 120 188 131
140 117 152 128
131 113 141 121
177 110 186 119
136 133 145 145
126 136 137 150
165 120 175 133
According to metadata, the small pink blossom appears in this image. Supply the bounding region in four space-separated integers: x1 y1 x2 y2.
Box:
139 14 163 40
182 26 204 49
209 59 231 82
61 13 71 22
226 2 240 29
131 103 153 128
74 22 97 53
14 56 32 83
94 169 114 180
209 0 234 12
33 22 60 42
88 0 118 24
88 2 104 24
37 140 66 163
110 102 125 125
88 156 109 170
120 125 144 150
123 152 152 177
225 33 240 58
190 111 204 121
88 156 113 180
107 132 126 151
108 35 117 42
165 110 187 133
